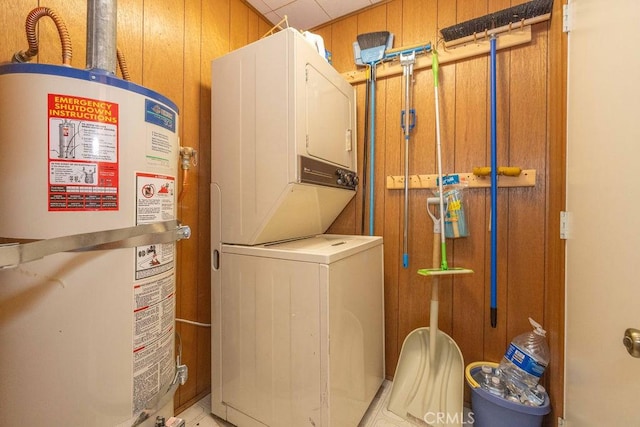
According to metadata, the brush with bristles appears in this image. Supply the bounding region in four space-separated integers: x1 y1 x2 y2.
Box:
357 31 391 64
440 0 554 48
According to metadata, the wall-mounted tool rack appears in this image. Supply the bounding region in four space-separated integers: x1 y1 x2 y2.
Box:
386 169 536 190
342 26 532 84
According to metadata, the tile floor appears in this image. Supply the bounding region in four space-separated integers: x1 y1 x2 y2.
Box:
176 381 473 427
176 394 231 427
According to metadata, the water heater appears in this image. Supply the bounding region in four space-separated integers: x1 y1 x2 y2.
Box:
0 63 187 426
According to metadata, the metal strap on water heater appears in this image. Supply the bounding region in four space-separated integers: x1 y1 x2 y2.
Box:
0 220 191 269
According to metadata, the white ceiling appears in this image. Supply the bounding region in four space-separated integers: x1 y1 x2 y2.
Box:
247 0 384 30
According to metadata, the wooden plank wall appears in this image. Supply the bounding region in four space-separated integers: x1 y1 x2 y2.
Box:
1 0 271 415
319 0 566 424
1 0 566 424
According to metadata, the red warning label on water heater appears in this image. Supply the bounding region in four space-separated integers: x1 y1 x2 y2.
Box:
47 94 119 211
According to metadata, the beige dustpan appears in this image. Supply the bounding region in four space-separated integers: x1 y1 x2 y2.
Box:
387 200 471 426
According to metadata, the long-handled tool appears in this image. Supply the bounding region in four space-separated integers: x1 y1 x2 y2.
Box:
387 50 473 426
439 0 554 327
354 31 392 236
400 51 416 268
418 50 472 277
381 43 431 267
439 0 554 48
489 35 498 328
388 197 466 425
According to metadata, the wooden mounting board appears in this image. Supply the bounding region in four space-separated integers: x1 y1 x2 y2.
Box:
386 169 536 190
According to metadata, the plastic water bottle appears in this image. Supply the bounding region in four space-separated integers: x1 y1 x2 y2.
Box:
499 318 550 391
472 364 494 389
521 384 546 406
486 375 506 397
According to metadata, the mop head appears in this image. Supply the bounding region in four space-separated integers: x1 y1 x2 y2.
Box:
440 0 553 42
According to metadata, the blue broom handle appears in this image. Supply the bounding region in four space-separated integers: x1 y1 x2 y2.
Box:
369 66 376 236
490 36 498 327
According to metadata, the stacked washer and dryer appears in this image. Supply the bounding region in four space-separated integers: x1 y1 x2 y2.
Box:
211 28 385 427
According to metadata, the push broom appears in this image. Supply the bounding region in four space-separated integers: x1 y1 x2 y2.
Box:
439 0 554 48
439 0 554 327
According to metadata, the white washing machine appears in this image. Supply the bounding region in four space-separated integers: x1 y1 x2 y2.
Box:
213 234 384 427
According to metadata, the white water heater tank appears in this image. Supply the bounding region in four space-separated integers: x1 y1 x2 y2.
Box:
0 63 183 427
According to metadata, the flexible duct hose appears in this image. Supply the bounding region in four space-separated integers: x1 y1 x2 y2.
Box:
116 48 131 81
12 7 73 66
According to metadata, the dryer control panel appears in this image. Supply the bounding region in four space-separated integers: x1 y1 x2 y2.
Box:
300 156 358 190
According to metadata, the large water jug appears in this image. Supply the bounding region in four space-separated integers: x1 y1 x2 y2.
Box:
499 318 550 393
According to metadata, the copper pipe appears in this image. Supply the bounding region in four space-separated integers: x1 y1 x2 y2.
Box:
116 48 131 81
13 7 73 66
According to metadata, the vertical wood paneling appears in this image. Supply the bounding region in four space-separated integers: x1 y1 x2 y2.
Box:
396 0 438 374
117 0 144 81
1 3 34 62
380 0 405 380
505 24 547 343
327 15 358 74
176 0 203 409
143 0 185 104
205 0 231 58
436 0 456 344
37 0 87 67
229 0 249 50
482 0 511 364
449 0 490 372
544 1 567 423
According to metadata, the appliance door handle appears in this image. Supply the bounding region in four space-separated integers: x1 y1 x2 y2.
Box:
0 220 191 269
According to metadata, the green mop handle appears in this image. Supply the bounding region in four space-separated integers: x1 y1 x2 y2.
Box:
432 49 439 89
432 50 448 271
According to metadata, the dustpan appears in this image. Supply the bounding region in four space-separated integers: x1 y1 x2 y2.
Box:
387 200 466 426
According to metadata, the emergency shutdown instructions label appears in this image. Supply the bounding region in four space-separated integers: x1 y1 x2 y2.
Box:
48 94 119 211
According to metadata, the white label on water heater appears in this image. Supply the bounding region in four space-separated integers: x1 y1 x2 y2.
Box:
132 172 177 416
135 172 176 280
47 93 119 211
132 321 174 415
144 99 177 169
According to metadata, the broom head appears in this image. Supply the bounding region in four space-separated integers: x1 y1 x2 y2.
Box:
356 31 391 64
440 0 553 46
